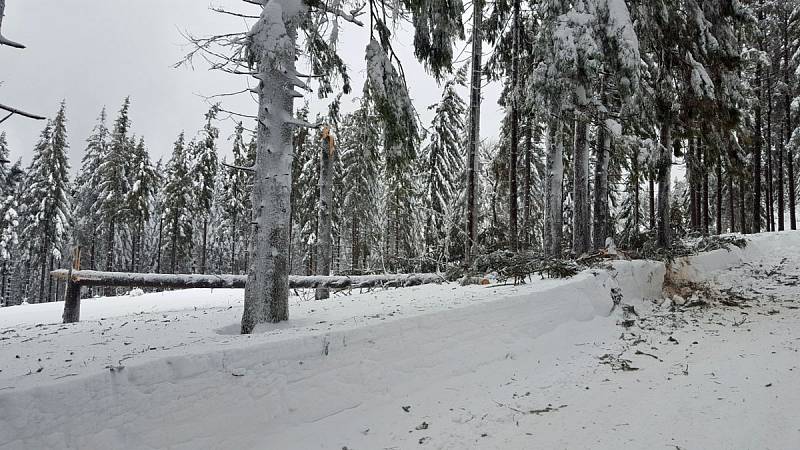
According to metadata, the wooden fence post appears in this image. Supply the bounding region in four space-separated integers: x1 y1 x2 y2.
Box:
62 247 82 324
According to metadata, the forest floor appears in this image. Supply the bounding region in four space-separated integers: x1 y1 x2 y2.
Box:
1 233 799 449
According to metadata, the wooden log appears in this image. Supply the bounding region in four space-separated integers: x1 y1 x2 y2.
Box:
52 269 446 323
51 270 445 290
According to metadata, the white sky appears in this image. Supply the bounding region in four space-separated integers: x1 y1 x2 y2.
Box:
0 0 502 170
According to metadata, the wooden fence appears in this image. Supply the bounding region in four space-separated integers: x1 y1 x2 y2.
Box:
50 269 445 323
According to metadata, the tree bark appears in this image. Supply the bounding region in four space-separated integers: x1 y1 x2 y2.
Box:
465 0 483 264
649 178 655 231
241 4 300 333
702 139 709 235
573 113 590 255
688 136 697 231
716 157 723 235
508 0 520 253
522 119 534 250
592 123 610 251
785 20 795 230
545 117 564 257
728 165 736 232
656 119 672 248
753 61 763 233
200 218 208 274
316 128 334 300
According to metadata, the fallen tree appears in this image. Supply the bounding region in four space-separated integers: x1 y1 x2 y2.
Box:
51 269 445 324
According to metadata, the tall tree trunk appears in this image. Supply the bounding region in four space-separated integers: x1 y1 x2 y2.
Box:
702 139 709 235
656 119 672 248
231 212 237 274
316 128 334 300
156 216 163 274
786 21 797 230
522 118 533 250
241 5 300 333
508 0 520 253
728 167 736 232
592 122 610 250
106 219 115 271
573 114 590 255
170 215 179 274
633 150 640 231
649 178 655 230
766 79 775 232
351 216 360 271
200 218 208 274
716 158 723 235
688 136 697 231
544 117 564 257
465 0 484 264
741 179 749 234
779 121 786 230
753 61 763 233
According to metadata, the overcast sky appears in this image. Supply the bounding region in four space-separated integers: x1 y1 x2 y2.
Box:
1 1 502 171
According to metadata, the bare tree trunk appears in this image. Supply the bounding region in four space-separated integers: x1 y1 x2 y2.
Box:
545 117 564 257
315 128 334 300
779 121 786 230
200 218 208 274
231 212 237 274
688 136 697 231
728 165 736 232
573 114 590 255
465 0 484 264
241 4 301 333
106 219 115 271
768 79 777 231
649 178 655 231
753 61 763 233
592 122 610 251
656 119 672 248
786 22 797 230
508 0 520 253
702 140 709 235
170 215 179 274
156 216 163 274
522 119 534 250
351 217 360 270
716 158 723 235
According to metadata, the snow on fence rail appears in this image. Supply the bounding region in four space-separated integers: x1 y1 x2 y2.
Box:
50 269 445 324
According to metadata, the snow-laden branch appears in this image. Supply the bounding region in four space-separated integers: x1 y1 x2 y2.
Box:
0 102 45 124
0 0 24 48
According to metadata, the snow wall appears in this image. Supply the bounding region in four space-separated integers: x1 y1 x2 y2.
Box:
0 254 719 450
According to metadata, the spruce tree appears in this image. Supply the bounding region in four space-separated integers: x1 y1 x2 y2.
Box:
20 102 71 302
422 80 466 265
192 106 219 274
161 133 194 273
95 98 132 270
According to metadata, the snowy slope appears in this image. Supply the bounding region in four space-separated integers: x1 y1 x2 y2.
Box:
1 233 799 449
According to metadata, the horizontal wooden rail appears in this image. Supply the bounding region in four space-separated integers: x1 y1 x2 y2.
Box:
51 269 445 323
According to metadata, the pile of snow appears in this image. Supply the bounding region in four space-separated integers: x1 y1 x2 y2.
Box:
1 232 798 449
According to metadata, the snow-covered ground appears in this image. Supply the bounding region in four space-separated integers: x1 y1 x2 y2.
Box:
1 233 799 449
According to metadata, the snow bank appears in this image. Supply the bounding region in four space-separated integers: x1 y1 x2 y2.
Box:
0 259 664 450
670 231 800 283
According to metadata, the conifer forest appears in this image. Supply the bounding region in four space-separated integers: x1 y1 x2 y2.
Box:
2 0 800 333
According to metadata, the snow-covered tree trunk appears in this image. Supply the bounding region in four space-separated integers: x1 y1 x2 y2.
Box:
592 124 610 251
465 0 483 264
241 1 303 334
656 120 672 248
572 113 590 255
544 118 563 257
315 127 334 300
